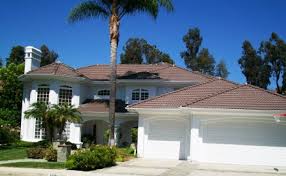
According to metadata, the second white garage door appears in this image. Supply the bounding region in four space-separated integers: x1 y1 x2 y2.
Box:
200 120 286 166
144 119 187 160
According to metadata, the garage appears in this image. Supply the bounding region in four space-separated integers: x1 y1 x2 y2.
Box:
144 119 188 160
199 119 286 166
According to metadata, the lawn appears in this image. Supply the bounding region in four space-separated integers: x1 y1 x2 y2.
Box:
0 147 27 161
0 162 66 169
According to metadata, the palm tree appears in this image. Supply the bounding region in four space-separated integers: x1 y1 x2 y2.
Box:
25 102 55 143
68 0 174 146
51 104 81 141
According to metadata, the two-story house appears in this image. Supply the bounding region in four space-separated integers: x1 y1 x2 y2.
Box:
20 46 286 167
19 46 210 146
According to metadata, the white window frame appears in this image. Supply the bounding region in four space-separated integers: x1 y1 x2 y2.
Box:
35 84 49 139
131 88 149 101
58 85 73 105
58 85 73 140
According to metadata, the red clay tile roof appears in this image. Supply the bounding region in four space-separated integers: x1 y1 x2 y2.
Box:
78 99 127 113
76 63 212 82
129 79 286 110
26 63 85 78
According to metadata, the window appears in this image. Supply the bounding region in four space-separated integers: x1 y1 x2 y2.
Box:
58 85 72 140
35 84 49 139
37 84 49 104
98 89 110 96
59 85 72 105
132 89 149 101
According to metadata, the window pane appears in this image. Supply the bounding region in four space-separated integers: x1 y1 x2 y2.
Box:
59 86 72 105
98 90 110 96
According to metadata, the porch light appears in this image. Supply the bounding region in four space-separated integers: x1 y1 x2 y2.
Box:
273 113 286 123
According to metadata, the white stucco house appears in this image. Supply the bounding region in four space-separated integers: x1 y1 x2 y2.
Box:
20 46 286 167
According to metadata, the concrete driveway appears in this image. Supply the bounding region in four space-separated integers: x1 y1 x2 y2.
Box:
94 159 286 176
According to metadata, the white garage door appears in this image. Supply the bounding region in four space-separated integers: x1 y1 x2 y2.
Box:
144 119 187 159
200 120 286 166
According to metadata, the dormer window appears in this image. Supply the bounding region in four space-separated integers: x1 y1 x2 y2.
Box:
98 89 110 96
132 89 149 101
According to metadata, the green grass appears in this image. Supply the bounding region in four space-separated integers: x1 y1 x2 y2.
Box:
0 162 66 169
0 147 27 161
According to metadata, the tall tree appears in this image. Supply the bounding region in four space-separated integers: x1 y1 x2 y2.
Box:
196 48 216 75
215 60 229 79
238 40 271 89
180 28 202 71
40 45 59 66
6 46 25 65
0 64 24 126
181 28 217 75
120 38 174 64
0 58 3 67
260 33 286 93
68 0 173 146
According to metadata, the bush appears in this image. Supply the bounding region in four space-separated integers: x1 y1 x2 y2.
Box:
66 145 116 171
26 148 46 159
0 127 19 145
131 128 138 143
45 147 57 162
32 140 51 148
115 147 135 162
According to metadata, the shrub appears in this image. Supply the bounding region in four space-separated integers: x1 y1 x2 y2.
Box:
0 127 19 145
32 140 51 148
115 147 135 162
131 128 138 143
26 148 46 159
66 145 116 171
45 147 57 162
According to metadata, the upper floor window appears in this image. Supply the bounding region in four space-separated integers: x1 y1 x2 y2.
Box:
59 85 72 105
37 84 50 104
98 89 110 96
132 89 149 101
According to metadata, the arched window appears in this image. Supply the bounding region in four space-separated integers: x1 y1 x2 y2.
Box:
97 89 110 96
59 85 72 105
132 89 149 101
35 84 49 139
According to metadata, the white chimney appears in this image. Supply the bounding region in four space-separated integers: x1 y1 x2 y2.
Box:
24 46 42 74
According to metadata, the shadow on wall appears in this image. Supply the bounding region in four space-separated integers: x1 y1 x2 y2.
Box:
201 120 286 147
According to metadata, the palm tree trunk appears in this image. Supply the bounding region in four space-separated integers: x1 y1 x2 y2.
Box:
108 2 119 147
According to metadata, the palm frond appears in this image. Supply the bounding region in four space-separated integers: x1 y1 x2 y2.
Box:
119 0 174 19
68 0 110 23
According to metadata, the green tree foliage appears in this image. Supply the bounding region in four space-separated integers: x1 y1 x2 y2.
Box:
239 41 264 87
6 46 25 65
215 60 229 79
120 38 174 64
25 102 81 142
181 28 219 75
68 0 173 146
0 58 3 67
196 48 216 75
40 45 59 66
259 33 286 94
51 104 81 141
0 64 24 127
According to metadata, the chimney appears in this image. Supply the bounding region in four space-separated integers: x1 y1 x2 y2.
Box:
24 46 42 74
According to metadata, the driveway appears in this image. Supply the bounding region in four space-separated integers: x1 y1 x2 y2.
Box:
94 159 286 176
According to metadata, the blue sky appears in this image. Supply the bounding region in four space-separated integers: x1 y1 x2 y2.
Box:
0 0 285 86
